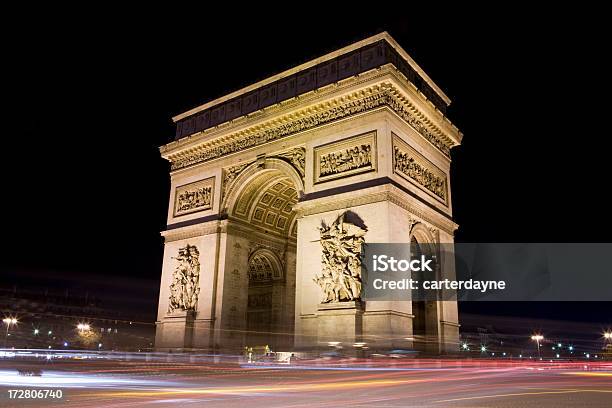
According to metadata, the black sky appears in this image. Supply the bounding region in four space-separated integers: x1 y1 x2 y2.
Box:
3 12 610 323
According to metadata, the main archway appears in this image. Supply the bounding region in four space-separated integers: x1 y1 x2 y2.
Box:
222 162 301 351
246 249 285 349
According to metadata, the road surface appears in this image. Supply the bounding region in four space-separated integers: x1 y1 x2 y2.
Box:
1 357 611 407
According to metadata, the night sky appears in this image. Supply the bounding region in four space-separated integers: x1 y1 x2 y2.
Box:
3 13 610 325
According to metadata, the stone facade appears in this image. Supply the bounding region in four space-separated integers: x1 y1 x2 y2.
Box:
155 32 462 353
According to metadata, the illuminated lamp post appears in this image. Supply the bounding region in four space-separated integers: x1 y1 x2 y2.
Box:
604 332 612 359
531 334 544 359
3 317 18 348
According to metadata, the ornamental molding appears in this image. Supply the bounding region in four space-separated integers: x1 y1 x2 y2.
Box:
221 147 304 205
222 161 252 202
407 216 439 245
429 226 440 242
386 194 451 236
293 185 458 235
161 220 225 242
407 216 420 234
161 67 460 171
162 216 301 245
362 310 414 319
274 147 305 178
226 219 297 249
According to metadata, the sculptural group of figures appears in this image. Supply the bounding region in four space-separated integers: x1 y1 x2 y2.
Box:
320 144 372 176
394 147 446 200
314 213 366 303
177 186 212 212
168 245 201 313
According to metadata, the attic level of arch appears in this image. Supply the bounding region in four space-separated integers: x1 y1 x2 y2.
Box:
173 39 449 140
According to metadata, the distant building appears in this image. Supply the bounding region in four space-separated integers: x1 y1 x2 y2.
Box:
0 287 154 351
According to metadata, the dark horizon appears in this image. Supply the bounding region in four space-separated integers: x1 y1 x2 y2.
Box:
3 15 611 327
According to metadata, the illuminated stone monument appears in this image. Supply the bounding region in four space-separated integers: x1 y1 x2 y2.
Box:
155 32 463 353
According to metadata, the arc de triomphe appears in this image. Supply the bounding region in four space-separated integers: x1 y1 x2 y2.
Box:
155 32 462 354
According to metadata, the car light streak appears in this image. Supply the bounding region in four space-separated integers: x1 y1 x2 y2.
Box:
98 377 431 398
436 388 612 403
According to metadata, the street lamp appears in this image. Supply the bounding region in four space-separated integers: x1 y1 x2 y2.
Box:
77 323 90 332
3 317 18 348
603 332 612 358
531 334 544 359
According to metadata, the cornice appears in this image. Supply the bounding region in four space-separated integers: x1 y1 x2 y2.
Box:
163 66 400 154
161 220 226 242
362 310 415 319
161 216 299 248
293 184 458 235
161 67 461 172
226 220 297 250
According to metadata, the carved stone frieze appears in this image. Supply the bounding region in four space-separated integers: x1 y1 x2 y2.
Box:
428 226 439 241
222 162 251 202
314 132 376 184
274 147 305 178
167 83 454 171
393 135 448 203
386 88 452 156
407 216 419 234
173 178 214 217
168 244 200 313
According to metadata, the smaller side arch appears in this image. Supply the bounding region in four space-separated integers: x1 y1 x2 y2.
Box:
410 223 437 253
248 248 284 282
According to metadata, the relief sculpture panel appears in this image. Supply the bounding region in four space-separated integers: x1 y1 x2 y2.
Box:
313 131 376 184
313 212 366 303
168 244 201 313
173 177 214 217
392 134 448 204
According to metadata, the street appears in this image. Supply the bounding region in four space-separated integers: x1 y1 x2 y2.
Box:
1 356 611 407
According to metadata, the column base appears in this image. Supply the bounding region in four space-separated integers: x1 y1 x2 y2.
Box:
154 310 195 350
315 300 363 346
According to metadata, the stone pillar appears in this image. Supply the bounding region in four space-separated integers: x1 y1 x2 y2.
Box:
295 202 416 350
155 310 195 350
211 225 247 352
155 222 222 351
316 301 363 345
